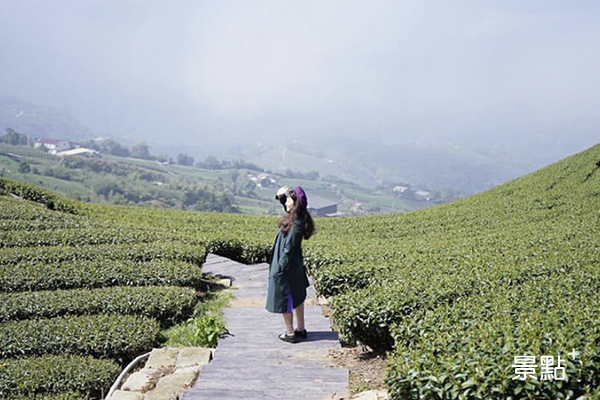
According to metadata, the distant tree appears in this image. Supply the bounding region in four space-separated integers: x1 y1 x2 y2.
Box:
240 180 257 198
183 185 239 213
79 140 100 151
42 167 73 180
306 171 320 180
101 139 130 157
213 177 224 192
1 128 29 145
221 159 232 169
244 180 257 190
230 170 241 183
93 181 124 199
231 159 264 171
205 156 221 170
131 141 151 159
18 161 31 173
177 153 195 166
155 154 169 163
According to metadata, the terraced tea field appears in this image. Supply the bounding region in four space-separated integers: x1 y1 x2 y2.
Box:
1 143 599 399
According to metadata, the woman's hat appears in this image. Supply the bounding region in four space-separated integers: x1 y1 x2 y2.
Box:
293 186 308 210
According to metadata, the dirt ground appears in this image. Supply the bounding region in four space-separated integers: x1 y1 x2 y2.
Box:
328 345 387 394
320 300 387 394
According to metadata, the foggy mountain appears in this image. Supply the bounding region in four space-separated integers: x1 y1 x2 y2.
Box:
0 96 91 141
0 0 598 193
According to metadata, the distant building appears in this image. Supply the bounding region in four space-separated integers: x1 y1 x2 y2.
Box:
308 195 338 217
57 147 100 157
257 173 277 188
415 190 432 201
35 138 73 154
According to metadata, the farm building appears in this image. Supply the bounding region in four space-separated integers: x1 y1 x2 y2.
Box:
57 148 100 157
34 138 73 154
308 195 338 217
415 190 432 201
256 173 277 188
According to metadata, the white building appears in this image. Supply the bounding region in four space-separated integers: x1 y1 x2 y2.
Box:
257 173 277 188
57 148 100 157
34 138 73 154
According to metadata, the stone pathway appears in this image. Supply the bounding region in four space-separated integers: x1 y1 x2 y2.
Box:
182 254 349 400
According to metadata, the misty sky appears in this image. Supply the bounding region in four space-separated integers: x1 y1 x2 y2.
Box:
0 0 598 160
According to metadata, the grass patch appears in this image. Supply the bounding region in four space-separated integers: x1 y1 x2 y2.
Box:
161 290 233 348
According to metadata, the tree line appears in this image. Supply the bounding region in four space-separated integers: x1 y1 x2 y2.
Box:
0 128 263 171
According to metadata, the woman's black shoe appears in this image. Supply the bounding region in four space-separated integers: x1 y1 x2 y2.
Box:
294 329 308 340
279 332 298 343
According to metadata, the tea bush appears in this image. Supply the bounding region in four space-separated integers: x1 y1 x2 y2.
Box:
0 286 197 326
0 355 118 399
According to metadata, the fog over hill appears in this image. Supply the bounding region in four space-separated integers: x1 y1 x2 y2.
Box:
0 0 598 192
0 96 90 141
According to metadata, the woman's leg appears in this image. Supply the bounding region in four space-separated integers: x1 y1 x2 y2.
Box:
282 312 294 335
282 285 295 335
294 302 305 331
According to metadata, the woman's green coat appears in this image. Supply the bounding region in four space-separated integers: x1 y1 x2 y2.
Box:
266 219 310 313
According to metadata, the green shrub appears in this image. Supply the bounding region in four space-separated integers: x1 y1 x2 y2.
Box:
11 392 90 400
0 314 160 362
0 259 202 292
310 261 391 298
0 242 206 266
207 237 271 264
1 143 600 399
0 355 119 399
331 267 477 352
0 227 164 248
194 314 226 348
163 291 232 347
386 267 600 399
0 286 197 327
0 177 78 214
330 254 593 353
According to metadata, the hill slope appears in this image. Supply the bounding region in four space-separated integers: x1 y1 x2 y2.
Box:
0 143 433 214
239 137 538 194
0 95 91 140
309 143 600 399
1 142 599 399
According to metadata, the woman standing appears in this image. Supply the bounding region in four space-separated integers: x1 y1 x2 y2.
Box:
266 186 315 343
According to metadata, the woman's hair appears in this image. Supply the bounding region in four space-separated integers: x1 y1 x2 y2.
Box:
279 189 315 239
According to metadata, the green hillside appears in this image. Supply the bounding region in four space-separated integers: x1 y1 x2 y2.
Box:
0 96 91 141
1 143 600 398
0 142 431 215
242 137 536 195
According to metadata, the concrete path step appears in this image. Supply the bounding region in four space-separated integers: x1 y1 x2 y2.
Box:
182 254 349 400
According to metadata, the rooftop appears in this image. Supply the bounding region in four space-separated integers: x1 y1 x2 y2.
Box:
37 138 63 145
308 195 337 210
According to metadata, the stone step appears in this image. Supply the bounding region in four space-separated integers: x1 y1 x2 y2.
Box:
182 254 349 400
183 386 348 400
